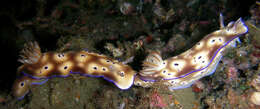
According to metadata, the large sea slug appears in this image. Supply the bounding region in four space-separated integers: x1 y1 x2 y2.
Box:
13 42 136 99
134 14 248 90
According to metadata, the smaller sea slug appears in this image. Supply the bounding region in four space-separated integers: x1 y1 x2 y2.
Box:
13 42 136 99
134 14 248 90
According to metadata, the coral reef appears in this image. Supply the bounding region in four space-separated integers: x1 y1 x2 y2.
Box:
0 0 258 109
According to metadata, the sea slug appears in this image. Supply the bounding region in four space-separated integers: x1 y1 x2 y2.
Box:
134 14 248 90
13 42 136 99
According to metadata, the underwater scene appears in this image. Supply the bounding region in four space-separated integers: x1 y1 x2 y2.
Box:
0 0 259 109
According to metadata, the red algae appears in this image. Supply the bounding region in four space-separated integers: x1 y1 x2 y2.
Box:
226 66 238 82
192 81 205 93
150 91 167 108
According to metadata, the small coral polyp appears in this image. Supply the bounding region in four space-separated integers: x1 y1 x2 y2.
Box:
13 14 248 100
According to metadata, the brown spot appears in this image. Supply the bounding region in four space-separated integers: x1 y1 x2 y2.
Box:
103 73 117 82
207 45 221 58
71 66 85 74
176 64 196 77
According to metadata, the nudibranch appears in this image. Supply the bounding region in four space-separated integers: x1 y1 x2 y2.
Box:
134 14 248 90
13 42 136 99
